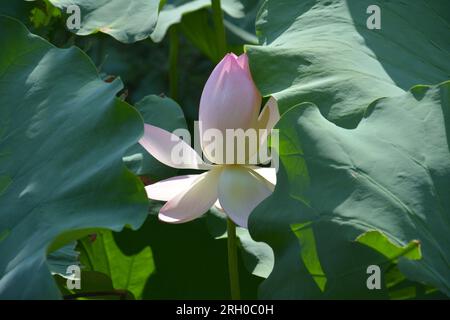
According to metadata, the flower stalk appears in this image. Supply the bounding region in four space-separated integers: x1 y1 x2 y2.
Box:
227 217 241 300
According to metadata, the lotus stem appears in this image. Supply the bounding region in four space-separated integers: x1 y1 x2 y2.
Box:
227 217 241 300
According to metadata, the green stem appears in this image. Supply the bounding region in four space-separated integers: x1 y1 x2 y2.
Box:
211 0 227 59
227 218 241 300
169 25 179 101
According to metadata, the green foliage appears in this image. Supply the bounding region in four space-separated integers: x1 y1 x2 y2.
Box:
30 0 61 29
0 16 148 299
0 0 449 300
77 230 154 299
245 2 450 298
41 0 245 44
71 213 263 299
246 0 450 127
46 0 160 42
250 82 450 298
151 0 244 43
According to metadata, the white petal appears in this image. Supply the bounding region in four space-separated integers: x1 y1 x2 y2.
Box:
218 166 274 228
159 167 222 223
139 123 212 170
214 199 224 211
257 97 280 131
145 174 202 201
251 167 277 186
247 97 280 164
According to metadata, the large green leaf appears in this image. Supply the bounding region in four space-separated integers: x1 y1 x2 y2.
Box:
0 16 148 299
179 0 259 63
250 82 450 298
44 0 245 43
151 0 244 43
45 0 160 43
246 0 450 127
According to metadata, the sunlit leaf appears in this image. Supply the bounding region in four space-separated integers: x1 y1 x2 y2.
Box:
250 82 450 298
247 0 450 127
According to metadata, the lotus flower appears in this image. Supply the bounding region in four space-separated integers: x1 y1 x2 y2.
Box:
139 53 279 228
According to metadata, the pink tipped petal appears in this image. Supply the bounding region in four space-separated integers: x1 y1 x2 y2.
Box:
252 167 277 186
237 53 250 74
218 166 274 228
159 167 222 223
199 53 262 163
145 174 202 201
258 97 280 131
139 123 211 170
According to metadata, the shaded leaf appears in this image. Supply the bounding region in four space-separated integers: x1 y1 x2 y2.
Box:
77 230 154 299
46 0 160 43
151 0 244 43
0 16 148 299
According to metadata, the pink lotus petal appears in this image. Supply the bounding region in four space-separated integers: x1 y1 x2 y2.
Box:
199 53 262 163
145 174 202 201
218 166 274 228
159 167 223 223
139 123 211 170
237 53 250 74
